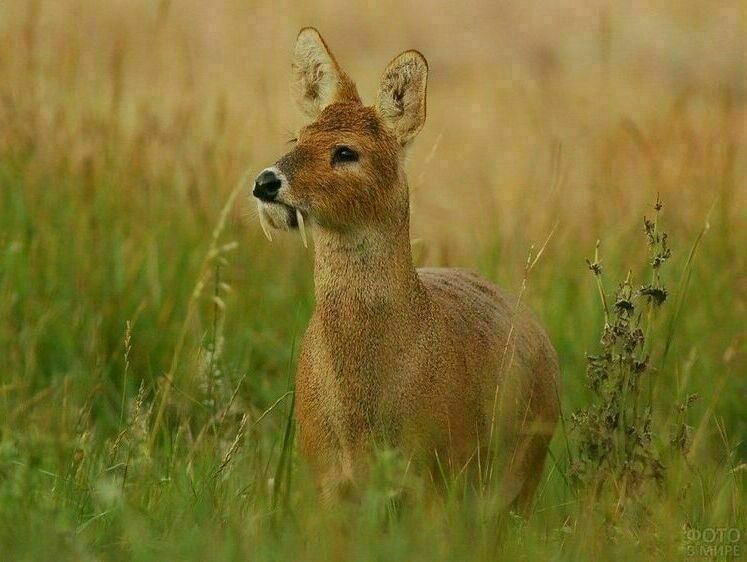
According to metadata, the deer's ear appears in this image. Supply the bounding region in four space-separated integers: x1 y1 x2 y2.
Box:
291 27 360 119
375 50 428 145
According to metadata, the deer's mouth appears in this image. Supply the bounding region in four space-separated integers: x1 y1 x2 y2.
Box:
257 201 309 247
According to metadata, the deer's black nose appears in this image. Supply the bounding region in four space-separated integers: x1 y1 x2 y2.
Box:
253 170 282 202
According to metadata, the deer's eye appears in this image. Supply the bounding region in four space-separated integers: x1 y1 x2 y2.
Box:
331 146 359 166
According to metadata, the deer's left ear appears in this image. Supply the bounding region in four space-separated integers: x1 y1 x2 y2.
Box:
291 27 360 119
375 50 428 145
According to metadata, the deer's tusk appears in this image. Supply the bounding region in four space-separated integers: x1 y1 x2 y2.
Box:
296 208 308 248
259 211 273 242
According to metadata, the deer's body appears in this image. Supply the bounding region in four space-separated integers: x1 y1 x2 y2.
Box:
253 28 560 508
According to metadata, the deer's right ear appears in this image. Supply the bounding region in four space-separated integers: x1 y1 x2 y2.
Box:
376 50 428 145
291 28 360 119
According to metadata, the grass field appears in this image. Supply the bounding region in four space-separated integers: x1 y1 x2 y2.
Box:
1 1 745 560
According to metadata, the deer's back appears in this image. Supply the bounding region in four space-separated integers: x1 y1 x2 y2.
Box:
416 267 560 441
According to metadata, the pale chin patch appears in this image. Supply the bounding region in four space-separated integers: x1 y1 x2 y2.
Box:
256 201 309 248
257 201 290 240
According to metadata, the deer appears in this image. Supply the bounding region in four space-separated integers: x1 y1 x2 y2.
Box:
252 27 561 510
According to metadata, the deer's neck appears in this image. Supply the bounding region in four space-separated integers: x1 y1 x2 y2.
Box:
310 218 426 429
312 220 423 312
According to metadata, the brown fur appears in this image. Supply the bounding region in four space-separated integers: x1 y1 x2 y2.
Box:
255 28 561 509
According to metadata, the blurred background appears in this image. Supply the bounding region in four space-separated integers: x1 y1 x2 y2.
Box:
3 0 744 242
0 1 744 559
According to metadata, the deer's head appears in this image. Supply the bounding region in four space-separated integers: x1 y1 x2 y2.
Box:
253 28 428 244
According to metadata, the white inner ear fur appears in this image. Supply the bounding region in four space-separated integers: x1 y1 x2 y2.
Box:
292 30 342 118
376 51 428 145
